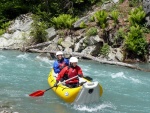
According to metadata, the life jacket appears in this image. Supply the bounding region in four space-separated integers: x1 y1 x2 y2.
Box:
65 66 79 84
58 59 67 70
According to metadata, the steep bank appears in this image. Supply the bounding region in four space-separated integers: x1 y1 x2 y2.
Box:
0 1 150 71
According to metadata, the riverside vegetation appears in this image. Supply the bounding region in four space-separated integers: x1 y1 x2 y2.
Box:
0 0 150 63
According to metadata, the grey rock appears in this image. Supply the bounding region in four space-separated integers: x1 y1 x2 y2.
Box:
61 41 74 48
107 47 117 61
81 45 97 55
64 47 72 58
8 13 33 32
43 43 60 51
74 42 81 52
52 35 59 44
83 35 104 46
46 27 57 40
73 15 90 28
101 1 114 11
112 0 119 3
143 0 150 15
115 48 123 61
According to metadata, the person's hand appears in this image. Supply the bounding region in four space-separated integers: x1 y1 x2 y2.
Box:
54 80 59 87
60 66 65 70
78 74 83 77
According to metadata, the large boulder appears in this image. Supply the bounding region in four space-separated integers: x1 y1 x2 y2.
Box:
115 48 124 61
0 13 33 49
83 35 104 46
8 13 33 32
43 43 60 51
81 44 101 56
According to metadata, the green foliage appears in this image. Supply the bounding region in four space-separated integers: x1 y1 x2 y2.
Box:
0 21 10 36
80 21 87 28
124 25 148 56
113 28 126 47
111 10 119 24
30 15 48 43
0 29 5 36
94 10 108 29
51 14 78 29
129 0 141 7
86 27 98 36
100 43 110 57
89 15 95 22
128 6 146 26
57 38 63 45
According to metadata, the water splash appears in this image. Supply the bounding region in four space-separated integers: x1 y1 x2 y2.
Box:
17 53 28 60
36 56 53 65
111 72 141 84
72 102 116 112
111 72 127 79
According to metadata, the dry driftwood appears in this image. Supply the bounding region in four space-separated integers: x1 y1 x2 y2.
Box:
28 49 150 72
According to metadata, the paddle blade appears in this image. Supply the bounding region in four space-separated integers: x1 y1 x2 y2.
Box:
29 90 45 97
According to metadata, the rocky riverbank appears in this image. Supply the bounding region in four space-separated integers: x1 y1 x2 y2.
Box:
0 1 150 65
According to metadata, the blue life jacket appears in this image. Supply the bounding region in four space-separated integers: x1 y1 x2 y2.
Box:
53 58 69 73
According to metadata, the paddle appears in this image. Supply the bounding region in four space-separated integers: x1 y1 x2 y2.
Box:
29 75 78 97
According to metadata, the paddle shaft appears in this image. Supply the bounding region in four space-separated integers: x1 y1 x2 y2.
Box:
45 75 79 92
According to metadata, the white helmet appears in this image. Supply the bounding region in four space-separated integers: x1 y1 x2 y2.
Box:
69 57 78 63
56 51 63 56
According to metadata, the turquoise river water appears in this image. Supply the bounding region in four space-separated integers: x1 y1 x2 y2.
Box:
0 50 150 113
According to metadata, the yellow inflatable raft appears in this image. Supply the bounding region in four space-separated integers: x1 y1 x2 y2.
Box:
48 69 103 104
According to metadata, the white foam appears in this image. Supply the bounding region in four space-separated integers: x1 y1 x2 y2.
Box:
111 72 142 84
111 72 127 79
36 56 53 64
0 55 6 58
73 103 116 112
129 77 141 83
17 53 28 59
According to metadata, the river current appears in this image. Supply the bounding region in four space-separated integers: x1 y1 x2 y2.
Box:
0 50 150 113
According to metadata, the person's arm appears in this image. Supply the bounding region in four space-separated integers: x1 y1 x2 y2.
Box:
64 58 69 66
53 61 60 73
56 67 67 81
77 66 83 77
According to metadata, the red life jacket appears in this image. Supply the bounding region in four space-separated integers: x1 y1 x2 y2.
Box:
66 67 79 84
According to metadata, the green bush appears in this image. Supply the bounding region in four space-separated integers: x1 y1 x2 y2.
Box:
100 43 110 57
86 27 98 36
0 29 5 36
94 10 108 29
111 10 119 24
51 14 78 29
128 6 146 26
30 15 48 43
124 25 148 56
80 21 87 28
89 15 95 22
